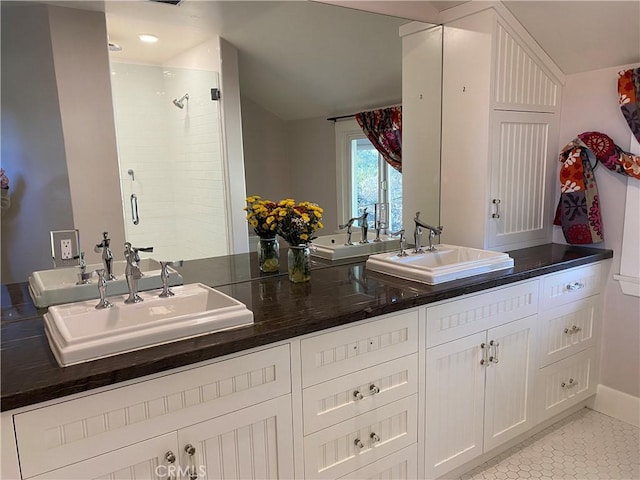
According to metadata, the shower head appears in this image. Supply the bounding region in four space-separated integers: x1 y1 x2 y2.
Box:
172 93 189 109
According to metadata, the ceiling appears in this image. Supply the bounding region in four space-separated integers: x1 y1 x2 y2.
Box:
40 0 640 120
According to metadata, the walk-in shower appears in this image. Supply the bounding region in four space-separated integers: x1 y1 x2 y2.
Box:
172 93 189 109
110 62 227 261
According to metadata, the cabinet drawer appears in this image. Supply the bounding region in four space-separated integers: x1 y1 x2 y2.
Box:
536 348 597 423
538 296 600 367
541 263 602 310
426 280 538 348
301 311 419 387
304 395 417 480
303 354 418 435
337 444 418 480
32 432 178 480
14 345 290 479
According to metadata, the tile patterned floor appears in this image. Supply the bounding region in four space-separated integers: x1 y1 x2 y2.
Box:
460 408 639 480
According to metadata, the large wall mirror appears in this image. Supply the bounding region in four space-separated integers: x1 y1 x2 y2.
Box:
105 0 440 256
0 0 442 283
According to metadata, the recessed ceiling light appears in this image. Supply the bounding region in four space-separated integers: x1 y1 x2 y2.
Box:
138 34 159 44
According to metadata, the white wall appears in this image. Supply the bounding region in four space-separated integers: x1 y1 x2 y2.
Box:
288 117 338 233
556 63 640 398
241 97 290 203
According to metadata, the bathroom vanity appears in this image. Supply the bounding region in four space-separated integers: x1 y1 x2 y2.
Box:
1 244 611 479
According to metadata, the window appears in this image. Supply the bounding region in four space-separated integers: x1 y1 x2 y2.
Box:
336 120 402 233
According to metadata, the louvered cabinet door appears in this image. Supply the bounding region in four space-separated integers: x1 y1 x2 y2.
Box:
176 396 294 480
489 110 558 249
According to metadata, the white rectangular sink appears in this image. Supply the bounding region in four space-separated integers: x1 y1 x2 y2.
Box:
311 233 400 260
44 283 254 367
28 259 183 308
366 244 514 285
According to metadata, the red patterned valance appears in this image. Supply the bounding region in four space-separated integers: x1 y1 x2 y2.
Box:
355 107 402 172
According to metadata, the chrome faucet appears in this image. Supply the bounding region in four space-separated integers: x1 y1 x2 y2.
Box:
124 242 153 304
413 212 443 253
95 269 113 309
95 231 115 280
340 208 370 245
76 252 92 285
390 229 408 256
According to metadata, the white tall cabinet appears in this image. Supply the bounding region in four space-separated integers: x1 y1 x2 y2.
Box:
440 8 564 251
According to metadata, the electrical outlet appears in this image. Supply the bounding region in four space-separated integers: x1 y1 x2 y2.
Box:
50 230 80 268
61 239 73 259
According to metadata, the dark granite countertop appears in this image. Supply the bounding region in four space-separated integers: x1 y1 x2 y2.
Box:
0 243 612 412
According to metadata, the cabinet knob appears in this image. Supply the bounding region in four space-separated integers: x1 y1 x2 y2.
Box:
165 451 176 464
353 390 364 401
184 444 198 479
566 281 585 291
354 438 364 449
369 384 381 395
370 432 380 443
561 378 578 389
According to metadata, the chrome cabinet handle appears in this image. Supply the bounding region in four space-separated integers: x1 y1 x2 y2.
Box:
184 444 198 480
492 199 501 219
489 340 500 363
130 193 140 225
354 438 364 449
480 342 489 366
353 390 364 401
561 378 579 389
566 281 585 291
165 451 176 480
370 432 380 443
369 384 380 395
564 325 583 334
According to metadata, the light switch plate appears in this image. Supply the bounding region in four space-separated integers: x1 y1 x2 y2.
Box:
50 230 80 268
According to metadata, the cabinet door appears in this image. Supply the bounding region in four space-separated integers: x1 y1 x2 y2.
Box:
177 395 294 480
484 315 537 451
33 433 179 480
425 332 486 479
489 110 558 249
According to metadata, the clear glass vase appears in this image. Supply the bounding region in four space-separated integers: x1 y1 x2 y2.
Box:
287 245 311 283
257 237 280 273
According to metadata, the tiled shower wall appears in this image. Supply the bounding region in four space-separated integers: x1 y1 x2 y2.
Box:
110 62 228 261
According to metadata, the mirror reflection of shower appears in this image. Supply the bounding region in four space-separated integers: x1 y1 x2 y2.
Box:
173 93 189 109
109 57 227 261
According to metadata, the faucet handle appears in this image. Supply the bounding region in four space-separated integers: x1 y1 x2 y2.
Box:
135 246 154 253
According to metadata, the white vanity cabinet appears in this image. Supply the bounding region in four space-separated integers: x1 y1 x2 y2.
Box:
10 345 294 480
440 8 563 251
32 396 294 480
424 281 539 478
299 311 420 479
2 259 608 480
535 263 602 422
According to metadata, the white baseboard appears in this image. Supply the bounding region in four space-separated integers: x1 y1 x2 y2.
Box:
591 384 640 427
